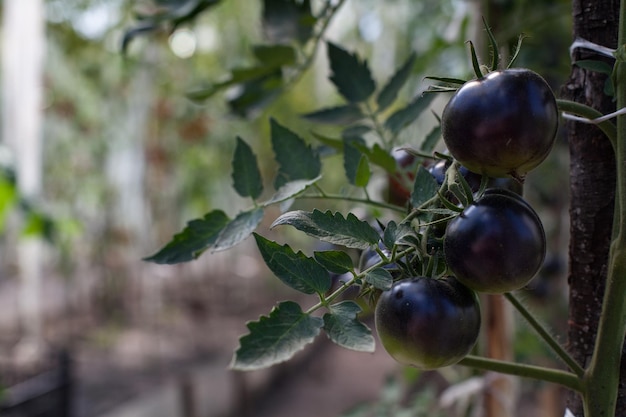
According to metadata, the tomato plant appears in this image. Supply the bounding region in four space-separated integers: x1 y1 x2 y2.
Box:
130 1 626 416
375 276 481 369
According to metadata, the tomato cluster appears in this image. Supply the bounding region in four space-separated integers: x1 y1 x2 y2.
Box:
375 68 556 369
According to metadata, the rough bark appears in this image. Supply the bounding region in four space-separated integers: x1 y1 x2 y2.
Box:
562 0 620 414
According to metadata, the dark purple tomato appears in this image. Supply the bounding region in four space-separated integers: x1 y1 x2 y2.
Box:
441 69 558 179
443 190 546 293
375 276 481 369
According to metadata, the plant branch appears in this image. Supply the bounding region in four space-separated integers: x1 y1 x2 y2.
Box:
458 355 583 392
299 193 406 213
504 292 585 377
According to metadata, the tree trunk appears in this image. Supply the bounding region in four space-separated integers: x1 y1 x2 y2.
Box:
563 0 620 414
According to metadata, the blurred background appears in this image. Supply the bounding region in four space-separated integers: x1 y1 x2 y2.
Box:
0 0 573 416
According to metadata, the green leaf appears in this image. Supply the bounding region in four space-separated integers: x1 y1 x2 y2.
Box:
261 176 321 207
228 73 283 117
410 166 439 208
254 233 331 294
384 93 435 135
383 220 415 249
344 139 370 187
302 105 364 125
271 119 321 188
314 250 354 274
357 143 396 173
323 301 375 352
0 175 17 233
213 208 265 252
232 137 263 200
144 210 230 264
262 0 315 44
376 53 416 111
365 267 393 290
252 44 297 68
354 155 371 188
420 125 441 154
341 124 372 139
271 209 380 250
231 301 324 370
311 132 344 151
327 42 376 103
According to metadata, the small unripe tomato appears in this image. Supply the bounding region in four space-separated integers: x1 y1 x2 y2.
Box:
375 276 481 369
441 69 558 179
387 148 418 206
443 189 546 293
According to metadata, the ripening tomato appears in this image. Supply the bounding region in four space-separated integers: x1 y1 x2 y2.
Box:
441 69 558 179
443 189 546 293
375 276 481 369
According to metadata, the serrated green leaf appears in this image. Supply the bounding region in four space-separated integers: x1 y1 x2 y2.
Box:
384 93 435 135
314 250 354 274
302 105 364 125
359 143 396 173
327 42 376 103
231 301 323 370
252 44 297 68
383 220 415 249
411 166 439 208
271 209 380 250
254 234 331 294
365 267 393 290
324 301 375 352
232 137 263 200
261 176 321 207
144 210 230 264
213 208 265 252
420 125 441 154
344 139 370 187
271 118 321 188
376 53 416 111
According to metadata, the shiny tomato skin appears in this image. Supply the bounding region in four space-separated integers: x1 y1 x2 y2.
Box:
375 276 481 369
443 190 546 293
441 69 558 179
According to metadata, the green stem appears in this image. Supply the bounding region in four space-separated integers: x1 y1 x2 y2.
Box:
504 292 585 377
299 193 406 213
305 247 415 314
556 98 618 146
583 1 626 415
458 355 583 393
364 101 390 150
281 0 346 93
